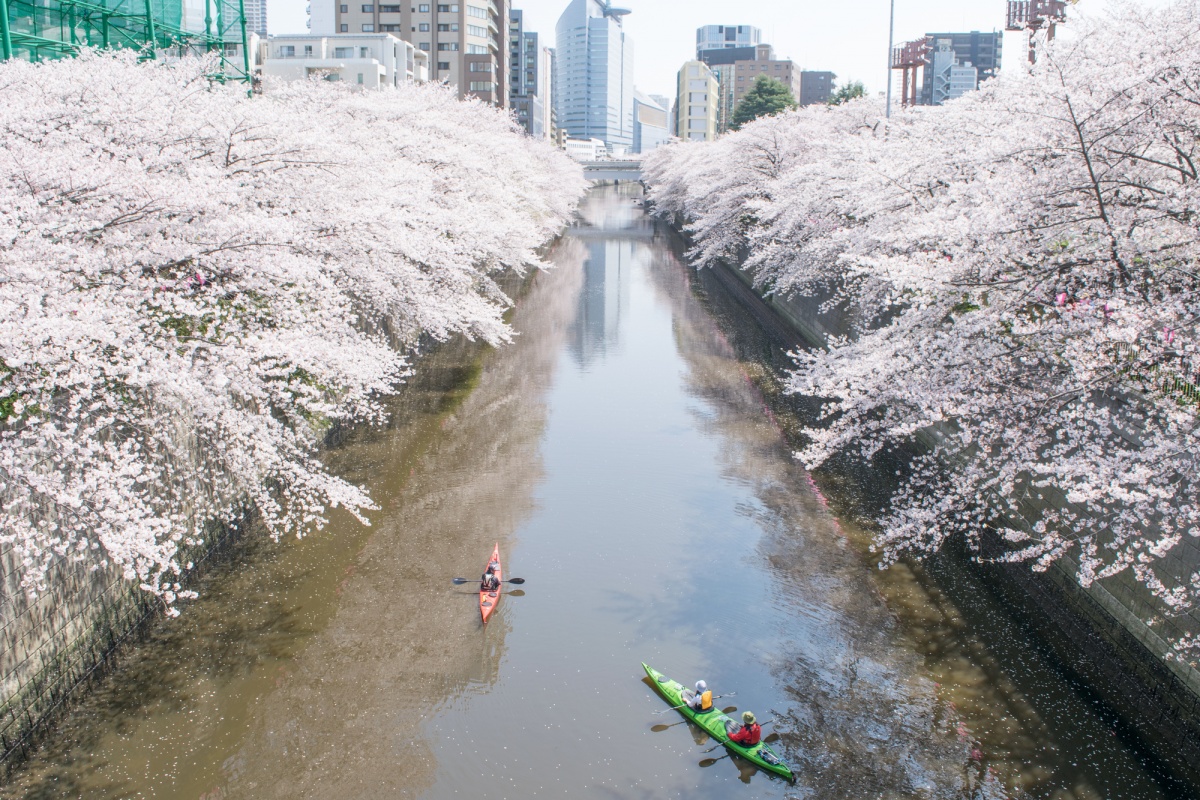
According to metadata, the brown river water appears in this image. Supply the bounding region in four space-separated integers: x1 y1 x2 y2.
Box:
1 185 1191 800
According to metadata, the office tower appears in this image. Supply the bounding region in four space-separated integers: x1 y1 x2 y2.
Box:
675 60 719 142
920 31 1001 104
321 0 509 105
632 91 669 153
555 0 635 154
510 10 551 137
695 24 760 54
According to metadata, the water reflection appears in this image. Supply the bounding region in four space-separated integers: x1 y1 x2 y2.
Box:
1 185 1189 800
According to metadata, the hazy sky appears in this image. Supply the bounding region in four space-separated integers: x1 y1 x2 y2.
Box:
264 0 1140 100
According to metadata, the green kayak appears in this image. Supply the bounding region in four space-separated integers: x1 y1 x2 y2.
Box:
642 662 795 782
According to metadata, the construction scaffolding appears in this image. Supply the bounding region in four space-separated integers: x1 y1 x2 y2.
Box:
0 0 251 82
1006 0 1071 64
890 38 928 109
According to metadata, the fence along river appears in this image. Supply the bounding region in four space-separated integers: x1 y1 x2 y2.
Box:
0 184 1190 799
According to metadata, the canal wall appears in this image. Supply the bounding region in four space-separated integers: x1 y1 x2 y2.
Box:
686 228 1200 787
0 265 544 780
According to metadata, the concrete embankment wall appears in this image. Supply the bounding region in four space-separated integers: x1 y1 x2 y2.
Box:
0 514 245 778
0 262 542 780
699 244 1200 787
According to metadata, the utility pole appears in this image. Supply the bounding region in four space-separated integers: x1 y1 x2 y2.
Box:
885 0 895 117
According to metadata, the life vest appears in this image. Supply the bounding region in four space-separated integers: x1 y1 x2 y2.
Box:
698 690 713 711
731 722 761 746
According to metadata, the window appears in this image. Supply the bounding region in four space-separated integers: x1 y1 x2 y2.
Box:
380 24 399 30
339 23 348 31
437 22 458 31
467 24 486 37
466 44 487 53
437 42 459 50
339 3 347 10
688 105 704 117
418 3 430 9
279 45 295 56
688 119 706 130
437 3 458 10
419 42 431 50
334 46 353 57
357 72 364 84
469 81 494 91
379 3 400 10
360 46 370 57
362 23 374 31
468 61 491 71
466 4 486 17
361 4 373 11
304 44 313 55
437 60 450 69
418 22 429 30
688 92 705 102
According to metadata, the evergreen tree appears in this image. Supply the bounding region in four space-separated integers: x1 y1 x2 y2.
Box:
730 75 797 130
828 80 866 105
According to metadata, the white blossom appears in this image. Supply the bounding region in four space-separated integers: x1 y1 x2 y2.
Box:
0 52 584 608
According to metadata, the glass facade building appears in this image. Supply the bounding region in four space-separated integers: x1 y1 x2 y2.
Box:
554 0 633 154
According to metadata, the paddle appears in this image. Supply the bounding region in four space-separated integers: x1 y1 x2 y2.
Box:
653 692 736 715
650 720 687 732
699 755 728 768
452 577 525 585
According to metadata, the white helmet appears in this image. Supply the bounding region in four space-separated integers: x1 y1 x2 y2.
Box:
695 680 707 693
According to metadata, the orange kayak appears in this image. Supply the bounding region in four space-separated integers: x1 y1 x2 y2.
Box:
479 543 502 623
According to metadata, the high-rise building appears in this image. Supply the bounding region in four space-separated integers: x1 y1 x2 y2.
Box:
632 91 669 154
798 70 835 106
920 30 1001 105
554 0 634 154
315 0 509 105
675 60 719 142
510 10 551 137
244 0 267 37
695 24 760 53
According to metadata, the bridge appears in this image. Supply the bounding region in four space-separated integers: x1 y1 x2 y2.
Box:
581 160 643 182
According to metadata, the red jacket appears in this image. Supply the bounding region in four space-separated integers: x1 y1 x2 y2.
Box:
729 722 761 746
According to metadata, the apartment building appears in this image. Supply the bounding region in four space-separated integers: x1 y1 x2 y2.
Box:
263 33 429 87
675 60 719 142
312 0 509 105
920 30 1001 105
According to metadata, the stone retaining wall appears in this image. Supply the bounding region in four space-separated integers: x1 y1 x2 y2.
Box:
704 248 1200 787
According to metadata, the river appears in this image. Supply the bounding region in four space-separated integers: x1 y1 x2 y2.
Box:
1 185 1190 800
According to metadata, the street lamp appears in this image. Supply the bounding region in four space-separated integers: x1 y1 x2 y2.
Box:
885 0 895 117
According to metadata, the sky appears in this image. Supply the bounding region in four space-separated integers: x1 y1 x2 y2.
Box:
264 0 1146 100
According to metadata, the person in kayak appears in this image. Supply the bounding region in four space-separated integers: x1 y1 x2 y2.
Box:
726 711 761 746
681 680 714 713
480 562 500 592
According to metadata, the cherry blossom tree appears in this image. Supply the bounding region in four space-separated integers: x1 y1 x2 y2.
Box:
0 51 584 612
645 1 1200 654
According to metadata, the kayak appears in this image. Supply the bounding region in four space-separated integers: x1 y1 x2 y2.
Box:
479 543 502 623
641 662 795 782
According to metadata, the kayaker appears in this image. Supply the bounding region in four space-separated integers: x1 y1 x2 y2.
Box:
727 711 761 746
682 680 714 713
480 564 500 592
